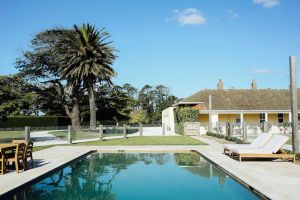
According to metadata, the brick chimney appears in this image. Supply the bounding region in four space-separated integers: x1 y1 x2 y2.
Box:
251 79 257 90
217 79 224 90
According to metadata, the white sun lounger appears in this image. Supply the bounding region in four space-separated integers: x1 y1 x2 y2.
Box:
231 135 295 162
223 133 272 155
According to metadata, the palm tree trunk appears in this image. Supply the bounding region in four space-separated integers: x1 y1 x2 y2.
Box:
88 84 97 130
71 102 81 132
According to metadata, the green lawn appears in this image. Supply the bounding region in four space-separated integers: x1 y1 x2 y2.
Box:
287 135 292 145
49 130 101 140
33 136 206 151
75 136 206 146
0 130 24 142
33 145 55 152
286 134 300 145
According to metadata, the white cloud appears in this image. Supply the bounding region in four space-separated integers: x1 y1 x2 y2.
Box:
253 0 280 8
251 68 282 74
167 8 207 26
226 10 238 21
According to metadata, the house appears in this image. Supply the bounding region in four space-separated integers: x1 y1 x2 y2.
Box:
162 80 298 134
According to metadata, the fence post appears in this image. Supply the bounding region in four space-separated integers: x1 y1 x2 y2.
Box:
263 122 268 133
226 123 230 136
139 123 143 136
68 125 72 144
99 125 103 141
123 124 127 138
25 126 30 141
162 123 165 136
208 95 212 132
242 122 247 142
216 122 220 134
227 123 233 137
230 123 234 136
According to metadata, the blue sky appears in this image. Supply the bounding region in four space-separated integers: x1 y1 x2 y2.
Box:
1 0 300 98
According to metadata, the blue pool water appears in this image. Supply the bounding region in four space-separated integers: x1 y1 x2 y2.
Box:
10 152 259 200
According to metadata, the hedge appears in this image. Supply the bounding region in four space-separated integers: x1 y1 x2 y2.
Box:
206 132 244 144
0 116 71 128
174 107 198 135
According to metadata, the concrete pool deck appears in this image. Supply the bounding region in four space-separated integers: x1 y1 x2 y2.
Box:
193 136 300 200
0 137 300 199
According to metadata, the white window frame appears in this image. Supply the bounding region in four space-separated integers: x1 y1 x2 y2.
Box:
259 113 265 123
236 115 241 124
278 113 284 123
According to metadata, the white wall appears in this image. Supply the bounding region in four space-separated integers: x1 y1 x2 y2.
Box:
162 107 175 133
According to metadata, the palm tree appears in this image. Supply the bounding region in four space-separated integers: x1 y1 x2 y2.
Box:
57 24 117 130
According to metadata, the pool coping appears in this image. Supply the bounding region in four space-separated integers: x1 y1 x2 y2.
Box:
0 145 267 200
194 150 270 200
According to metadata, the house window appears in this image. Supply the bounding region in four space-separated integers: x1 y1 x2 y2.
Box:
236 115 241 124
259 113 265 123
278 113 284 123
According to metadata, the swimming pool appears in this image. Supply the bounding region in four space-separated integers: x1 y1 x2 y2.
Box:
9 152 260 200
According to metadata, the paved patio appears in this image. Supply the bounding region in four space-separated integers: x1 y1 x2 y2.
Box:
0 136 300 199
192 136 300 200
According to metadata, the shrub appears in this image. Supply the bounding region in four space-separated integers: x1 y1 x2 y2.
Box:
174 107 198 135
0 116 71 128
129 109 147 124
224 135 230 140
207 132 245 144
296 154 300 160
216 134 224 139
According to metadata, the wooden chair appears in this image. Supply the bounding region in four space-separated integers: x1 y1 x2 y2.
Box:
25 141 33 168
13 140 34 168
6 143 26 173
0 149 5 175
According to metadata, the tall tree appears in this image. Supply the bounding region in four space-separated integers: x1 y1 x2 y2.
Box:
153 85 170 110
138 85 154 113
16 29 82 131
57 24 117 130
137 84 178 123
0 74 39 119
93 84 133 122
122 83 138 99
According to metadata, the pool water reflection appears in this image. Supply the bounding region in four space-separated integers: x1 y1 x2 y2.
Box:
10 152 259 200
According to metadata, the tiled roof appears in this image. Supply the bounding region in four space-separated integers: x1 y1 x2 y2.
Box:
181 89 299 110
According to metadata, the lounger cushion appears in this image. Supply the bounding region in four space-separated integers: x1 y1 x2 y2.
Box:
223 133 272 150
231 148 273 154
223 144 252 150
251 133 272 147
263 135 289 153
231 135 289 154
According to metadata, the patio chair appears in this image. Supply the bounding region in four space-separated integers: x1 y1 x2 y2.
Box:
25 141 33 168
0 149 5 175
12 140 34 169
6 143 26 173
223 133 272 155
231 135 295 163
